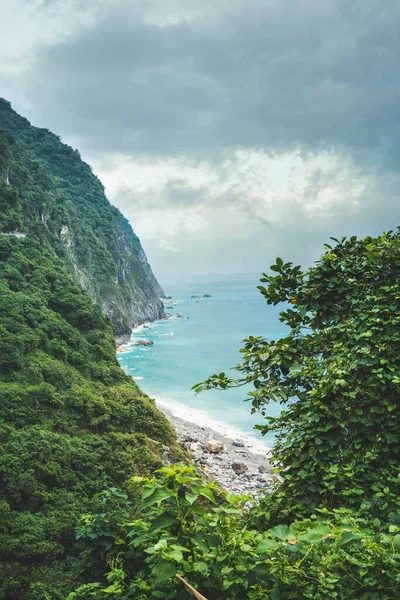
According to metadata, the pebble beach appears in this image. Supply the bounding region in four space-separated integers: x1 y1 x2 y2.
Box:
158 403 280 503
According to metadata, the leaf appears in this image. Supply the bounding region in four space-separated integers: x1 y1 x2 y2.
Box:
130 476 145 486
268 525 294 541
199 488 216 503
185 493 198 505
300 525 331 545
150 513 176 533
340 532 361 546
146 539 168 554
142 484 158 501
193 561 209 575
153 562 176 584
255 538 277 553
142 489 173 508
166 547 183 562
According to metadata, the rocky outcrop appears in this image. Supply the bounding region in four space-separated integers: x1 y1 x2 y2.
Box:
132 339 154 347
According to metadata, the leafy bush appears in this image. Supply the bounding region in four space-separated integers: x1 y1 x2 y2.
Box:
69 465 400 600
195 232 400 522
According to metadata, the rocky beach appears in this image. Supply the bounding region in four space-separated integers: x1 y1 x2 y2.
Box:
117 319 280 503
158 403 280 505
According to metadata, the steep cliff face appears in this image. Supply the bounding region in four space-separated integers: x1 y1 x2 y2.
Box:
0 98 164 334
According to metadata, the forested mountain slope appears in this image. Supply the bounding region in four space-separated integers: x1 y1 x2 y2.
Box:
0 98 164 335
0 105 179 599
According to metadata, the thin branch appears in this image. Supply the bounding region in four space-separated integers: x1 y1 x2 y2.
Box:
175 574 209 600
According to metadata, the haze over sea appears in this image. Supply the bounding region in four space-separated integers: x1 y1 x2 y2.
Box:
117 273 287 450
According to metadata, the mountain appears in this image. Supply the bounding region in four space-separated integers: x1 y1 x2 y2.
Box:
0 102 180 599
0 98 164 335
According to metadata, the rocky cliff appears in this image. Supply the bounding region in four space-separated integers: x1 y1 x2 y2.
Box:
0 98 164 335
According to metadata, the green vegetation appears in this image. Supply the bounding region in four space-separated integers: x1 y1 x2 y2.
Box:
1 101 399 598
68 465 400 599
0 127 179 597
70 232 400 598
0 99 164 335
197 232 400 523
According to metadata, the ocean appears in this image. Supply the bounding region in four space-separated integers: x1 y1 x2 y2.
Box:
117 273 287 452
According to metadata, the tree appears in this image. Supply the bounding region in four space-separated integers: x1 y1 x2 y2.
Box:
195 231 400 521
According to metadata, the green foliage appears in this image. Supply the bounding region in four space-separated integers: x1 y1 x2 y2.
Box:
69 465 400 599
0 207 177 597
0 98 164 334
195 232 400 522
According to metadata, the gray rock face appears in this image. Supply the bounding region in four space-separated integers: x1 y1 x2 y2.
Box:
99 224 165 335
133 338 154 346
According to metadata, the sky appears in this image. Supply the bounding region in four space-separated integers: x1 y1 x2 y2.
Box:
1 0 400 277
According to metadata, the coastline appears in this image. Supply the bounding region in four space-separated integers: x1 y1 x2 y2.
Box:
156 399 277 500
117 319 278 499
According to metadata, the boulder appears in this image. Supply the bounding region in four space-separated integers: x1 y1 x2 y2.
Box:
191 295 200 298
203 294 212 298
232 439 246 447
177 312 184 318
258 463 273 474
133 338 154 346
205 439 224 454
232 462 248 475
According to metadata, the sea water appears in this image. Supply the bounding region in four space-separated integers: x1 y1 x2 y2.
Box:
117 273 287 450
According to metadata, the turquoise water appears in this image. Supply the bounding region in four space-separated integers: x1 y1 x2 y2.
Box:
117 273 287 448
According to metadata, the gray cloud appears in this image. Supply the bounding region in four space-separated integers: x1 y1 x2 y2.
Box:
3 0 400 276
20 0 400 168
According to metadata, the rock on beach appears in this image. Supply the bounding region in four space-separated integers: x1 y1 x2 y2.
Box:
206 440 224 454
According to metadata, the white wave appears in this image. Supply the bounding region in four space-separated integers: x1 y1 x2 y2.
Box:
133 376 144 380
155 396 270 455
131 322 152 333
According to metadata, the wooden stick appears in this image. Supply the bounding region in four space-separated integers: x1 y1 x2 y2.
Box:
175 574 209 600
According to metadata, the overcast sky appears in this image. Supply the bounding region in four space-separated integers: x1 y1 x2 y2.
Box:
1 0 400 278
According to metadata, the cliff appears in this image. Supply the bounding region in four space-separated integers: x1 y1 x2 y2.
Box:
0 98 165 335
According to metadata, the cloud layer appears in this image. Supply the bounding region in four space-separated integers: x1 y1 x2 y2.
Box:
1 0 400 275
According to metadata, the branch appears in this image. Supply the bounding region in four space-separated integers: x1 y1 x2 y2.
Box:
175 574 209 600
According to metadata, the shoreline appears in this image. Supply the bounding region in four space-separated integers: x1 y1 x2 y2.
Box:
156 400 277 500
116 318 278 499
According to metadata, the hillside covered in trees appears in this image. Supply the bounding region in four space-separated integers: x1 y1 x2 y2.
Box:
0 98 165 335
0 105 181 598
